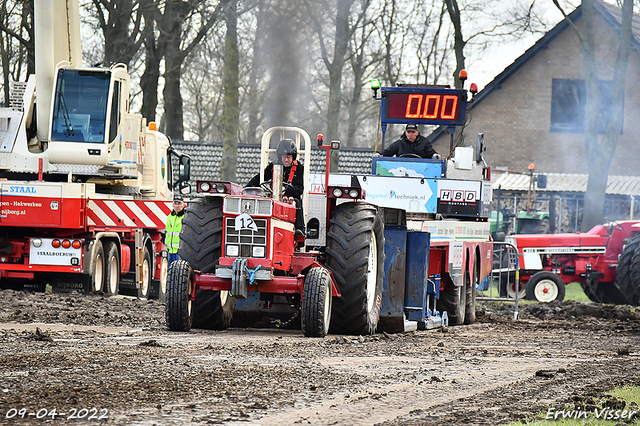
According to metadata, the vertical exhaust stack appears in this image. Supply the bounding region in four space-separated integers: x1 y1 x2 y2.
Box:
34 0 83 143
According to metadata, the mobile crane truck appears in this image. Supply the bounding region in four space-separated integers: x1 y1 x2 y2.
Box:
0 0 190 297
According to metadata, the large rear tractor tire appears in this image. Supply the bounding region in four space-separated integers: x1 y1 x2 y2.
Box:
166 259 194 331
525 271 565 302
178 197 235 329
627 247 640 306
326 203 385 335
616 234 640 305
581 278 627 304
301 267 333 337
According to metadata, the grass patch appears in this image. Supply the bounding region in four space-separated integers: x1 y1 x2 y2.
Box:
503 385 640 425
564 282 590 303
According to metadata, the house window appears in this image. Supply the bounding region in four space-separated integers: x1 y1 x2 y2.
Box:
550 79 621 134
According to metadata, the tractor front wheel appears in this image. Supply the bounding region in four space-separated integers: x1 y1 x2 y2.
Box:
525 271 565 302
166 259 194 331
301 267 332 337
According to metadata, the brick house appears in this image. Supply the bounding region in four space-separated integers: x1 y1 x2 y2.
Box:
430 1 640 176
428 1 640 231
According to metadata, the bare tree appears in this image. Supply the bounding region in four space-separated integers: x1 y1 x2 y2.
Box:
91 0 143 66
0 0 33 104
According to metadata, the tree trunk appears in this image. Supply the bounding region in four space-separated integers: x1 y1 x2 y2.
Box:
580 0 632 230
220 0 239 182
326 0 354 171
444 0 465 89
140 0 163 122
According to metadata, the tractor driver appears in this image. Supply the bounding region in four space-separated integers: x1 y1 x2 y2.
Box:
247 139 305 236
380 123 441 159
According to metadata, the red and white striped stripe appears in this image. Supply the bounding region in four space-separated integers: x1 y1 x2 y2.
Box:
87 200 172 229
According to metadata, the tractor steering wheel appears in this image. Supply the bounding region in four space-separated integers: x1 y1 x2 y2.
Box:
260 180 274 196
399 153 422 159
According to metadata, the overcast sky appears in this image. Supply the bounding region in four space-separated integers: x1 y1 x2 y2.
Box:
469 1 570 90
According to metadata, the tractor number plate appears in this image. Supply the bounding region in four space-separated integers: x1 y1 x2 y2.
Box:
235 213 258 232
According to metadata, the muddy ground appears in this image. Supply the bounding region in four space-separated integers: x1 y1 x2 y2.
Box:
0 290 639 426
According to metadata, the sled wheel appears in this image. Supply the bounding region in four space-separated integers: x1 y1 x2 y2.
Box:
179 197 235 329
166 259 194 331
440 281 466 326
326 203 385 335
104 241 120 296
464 255 479 325
525 271 565 303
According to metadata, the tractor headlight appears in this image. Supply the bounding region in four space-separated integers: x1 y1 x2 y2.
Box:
252 246 265 258
216 183 227 193
348 189 359 198
200 182 211 192
226 245 239 257
332 188 343 198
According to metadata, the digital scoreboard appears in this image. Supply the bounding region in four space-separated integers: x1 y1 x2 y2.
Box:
382 87 467 126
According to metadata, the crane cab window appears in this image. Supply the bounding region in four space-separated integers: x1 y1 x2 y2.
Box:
51 69 110 143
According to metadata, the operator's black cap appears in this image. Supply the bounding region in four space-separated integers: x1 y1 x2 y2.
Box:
173 194 184 202
405 123 419 132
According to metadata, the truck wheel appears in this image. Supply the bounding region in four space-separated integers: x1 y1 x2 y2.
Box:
178 197 235 329
616 234 640 305
326 203 384 335
440 282 466 326
166 259 194 331
91 241 105 293
137 248 152 299
525 271 565 302
103 241 120 296
301 267 332 337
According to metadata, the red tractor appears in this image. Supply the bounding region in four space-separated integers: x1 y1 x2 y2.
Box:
165 127 388 336
505 221 640 304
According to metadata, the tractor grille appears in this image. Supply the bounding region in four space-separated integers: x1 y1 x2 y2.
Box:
224 197 272 216
225 217 268 258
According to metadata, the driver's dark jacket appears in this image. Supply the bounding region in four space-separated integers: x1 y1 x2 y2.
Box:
246 161 304 199
381 133 437 158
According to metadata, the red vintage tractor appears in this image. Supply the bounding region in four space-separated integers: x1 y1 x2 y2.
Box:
165 127 387 336
505 221 640 304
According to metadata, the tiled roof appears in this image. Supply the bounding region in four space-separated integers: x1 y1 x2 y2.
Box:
172 140 374 185
493 172 640 196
